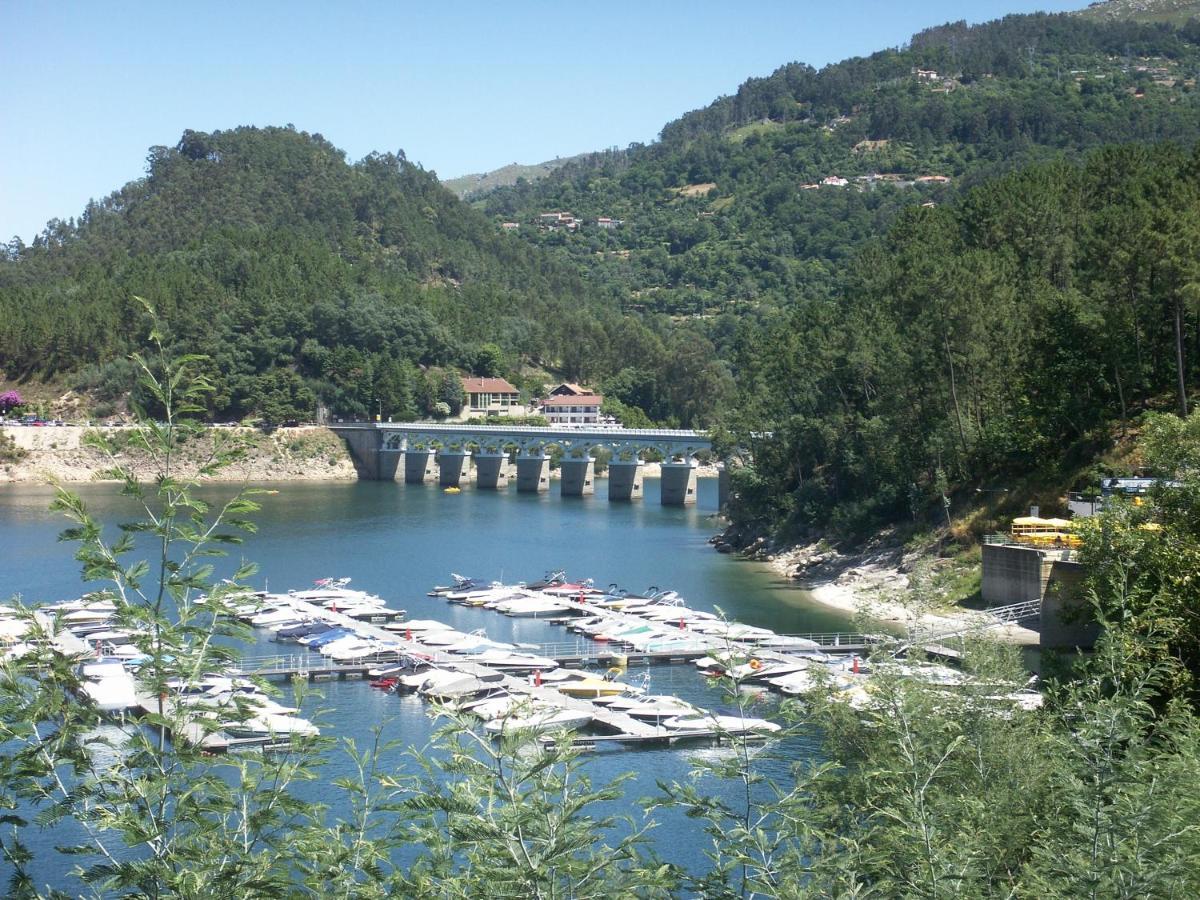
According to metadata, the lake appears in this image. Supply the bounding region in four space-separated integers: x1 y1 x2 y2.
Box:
0 476 855 886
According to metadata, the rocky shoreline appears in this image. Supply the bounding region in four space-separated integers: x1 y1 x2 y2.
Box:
1 425 723 486
1 425 359 484
710 524 1039 645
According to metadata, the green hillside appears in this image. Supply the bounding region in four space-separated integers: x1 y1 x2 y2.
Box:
486 13 1200 321
441 155 586 201
0 127 728 425
4 11 1200 541
1077 0 1200 25
485 11 1200 535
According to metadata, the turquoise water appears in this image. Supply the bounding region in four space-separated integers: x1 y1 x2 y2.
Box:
0 477 854 887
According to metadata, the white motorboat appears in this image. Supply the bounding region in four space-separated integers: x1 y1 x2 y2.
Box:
326 641 404 663
396 666 450 692
78 659 137 712
419 672 505 701
483 705 592 734
456 649 556 672
771 668 864 696
493 595 572 617
223 713 320 739
692 622 778 642
662 711 782 735
442 635 515 654
552 674 642 699
384 618 451 634
460 692 519 720
755 635 824 651
419 630 471 647
625 634 708 653
315 636 369 656
248 605 303 627
617 695 701 721
443 582 504 603
592 623 658 643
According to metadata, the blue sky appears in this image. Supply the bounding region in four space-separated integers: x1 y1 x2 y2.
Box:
2 1 1086 242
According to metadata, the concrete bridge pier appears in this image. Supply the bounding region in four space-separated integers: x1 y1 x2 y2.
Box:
516 452 551 493
404 448 436 484
660 459 699 506
607 459 644 502
717 463 730 511
473 452 510 490
339 427 386 480
437 449 472 487
560 457 595 496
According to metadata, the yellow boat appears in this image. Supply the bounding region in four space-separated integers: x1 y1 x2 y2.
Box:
443 486 461 494
554 677 630 699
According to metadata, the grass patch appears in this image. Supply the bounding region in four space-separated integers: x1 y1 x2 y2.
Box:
726 121 785 143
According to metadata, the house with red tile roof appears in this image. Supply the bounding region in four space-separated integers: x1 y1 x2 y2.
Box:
538 392 603 425
461 377 523 416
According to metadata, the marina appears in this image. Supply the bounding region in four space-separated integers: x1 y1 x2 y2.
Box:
10 565 1043 754
2 478 1047 884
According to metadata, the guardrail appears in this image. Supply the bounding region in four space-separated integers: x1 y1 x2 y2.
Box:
332 422 711 440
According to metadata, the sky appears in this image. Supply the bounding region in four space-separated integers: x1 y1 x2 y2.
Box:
1 0 1087 243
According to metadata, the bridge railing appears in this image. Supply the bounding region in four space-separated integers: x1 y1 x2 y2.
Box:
334 422 711 439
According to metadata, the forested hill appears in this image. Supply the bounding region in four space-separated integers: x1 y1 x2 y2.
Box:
479 11 1200 535
482 13 1200 321
0 127 731 425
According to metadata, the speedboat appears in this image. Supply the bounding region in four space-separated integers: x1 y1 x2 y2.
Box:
691 622 778 642
627 635 708 653
493 595 572 617
615 695 701 721
327 641 405 663
662 709 781 736
273 622 334 642
78 658 137 712
552 674 641 699
249 605 305 627
384 621 455 643
443 582 504 604
465 649 557 672
483 705 592 735
300 628 356 648
540 580 600 599
428 574 483 596
592 623 657 644
396 665 454 693
223 713 320 739
755 635 824 652
522 570 568 591
419 671 506 701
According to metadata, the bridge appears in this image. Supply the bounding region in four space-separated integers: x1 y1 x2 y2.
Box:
331 422 723 506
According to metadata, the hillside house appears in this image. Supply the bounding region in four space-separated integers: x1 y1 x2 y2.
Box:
547 383 591 397
539 393 603 425
821 175 849 187
461 377 523 416
596 217 623 229
538 212 579 231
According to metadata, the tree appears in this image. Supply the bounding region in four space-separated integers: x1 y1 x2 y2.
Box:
0 304 327 895
0 390 21 414
437 371 466 417
473 343 505 378
397 708 675 897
